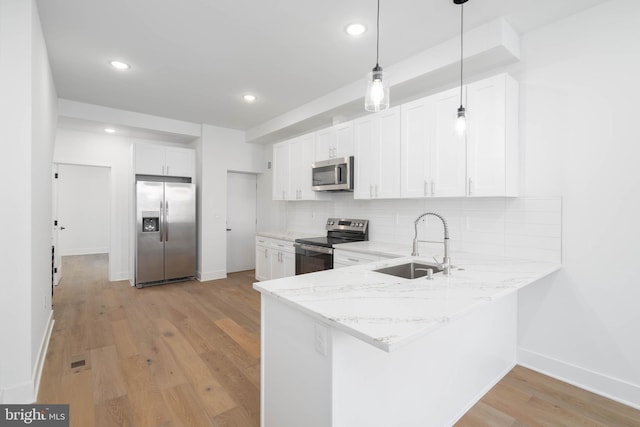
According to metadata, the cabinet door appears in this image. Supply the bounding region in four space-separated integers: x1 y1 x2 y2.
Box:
315 127 335 160
135 143 165 175
272 141 290 200
270 248 285 279
290 133 316 200
401 98 431 198
165 147 195 179
466 74 508 197
430 88 466 197
353 115 376 199
334 122 354 158
375 106 401 199
255 245 271 281
281 250 295 278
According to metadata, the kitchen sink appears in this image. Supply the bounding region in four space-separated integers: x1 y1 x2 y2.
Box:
374 262 443 279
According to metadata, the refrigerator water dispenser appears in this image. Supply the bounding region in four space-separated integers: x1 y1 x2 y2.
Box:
142 215 159 232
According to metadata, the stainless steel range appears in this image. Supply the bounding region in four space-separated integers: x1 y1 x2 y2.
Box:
293 218 369 275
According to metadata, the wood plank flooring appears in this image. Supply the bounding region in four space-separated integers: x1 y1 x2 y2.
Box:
37 254 640 427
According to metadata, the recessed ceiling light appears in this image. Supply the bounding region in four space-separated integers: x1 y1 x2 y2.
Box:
109 60 130 70
243 94 257 103
104 128 115 134
346 23 366 36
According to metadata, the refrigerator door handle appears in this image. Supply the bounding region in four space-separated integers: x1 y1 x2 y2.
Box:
159 201 163 242
165 201 169 241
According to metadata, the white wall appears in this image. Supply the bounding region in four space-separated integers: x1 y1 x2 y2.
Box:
511 0 640 408
196 124 264 281
0 0 57 403
56 164 110 256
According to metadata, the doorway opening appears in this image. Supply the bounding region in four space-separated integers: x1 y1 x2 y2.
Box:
53 163 111 284
226 171 258 273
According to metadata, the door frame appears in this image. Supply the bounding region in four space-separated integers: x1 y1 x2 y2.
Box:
53 162 113 281
226 171 258 273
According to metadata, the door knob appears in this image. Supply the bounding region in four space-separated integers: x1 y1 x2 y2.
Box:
60 227 66 230
226 228 232 231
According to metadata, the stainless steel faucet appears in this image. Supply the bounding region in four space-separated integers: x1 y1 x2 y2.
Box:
412 212 451 275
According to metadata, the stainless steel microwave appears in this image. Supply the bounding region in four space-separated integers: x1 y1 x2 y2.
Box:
312 156 354 191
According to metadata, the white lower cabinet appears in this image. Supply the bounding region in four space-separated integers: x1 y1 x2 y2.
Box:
256 237 295 280
270 239 295 279
255 237 271 281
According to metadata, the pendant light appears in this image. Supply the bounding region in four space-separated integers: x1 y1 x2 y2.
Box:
365 0 389 112
454 0 468 135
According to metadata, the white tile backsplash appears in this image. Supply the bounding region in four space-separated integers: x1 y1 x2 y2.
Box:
282 196 562 263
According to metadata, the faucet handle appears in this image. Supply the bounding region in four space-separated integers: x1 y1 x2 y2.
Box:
432 256 444 268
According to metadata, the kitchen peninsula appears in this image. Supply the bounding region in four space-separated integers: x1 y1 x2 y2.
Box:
253 248 560 427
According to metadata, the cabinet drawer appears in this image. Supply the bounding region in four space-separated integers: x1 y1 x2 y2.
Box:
334 250 379 266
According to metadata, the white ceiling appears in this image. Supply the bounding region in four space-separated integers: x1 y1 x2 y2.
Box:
37 0 608 132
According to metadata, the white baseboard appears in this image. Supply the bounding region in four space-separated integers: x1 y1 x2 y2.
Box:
33 311 55 403
60 247 109 256
197 269 227 282
1 312 54 404
518 348 640 410
449 362 516 425
108 270 129 282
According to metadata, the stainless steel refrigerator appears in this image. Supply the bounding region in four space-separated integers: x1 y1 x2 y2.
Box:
135 180 196 287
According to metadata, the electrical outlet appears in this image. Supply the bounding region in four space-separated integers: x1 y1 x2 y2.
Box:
314 323 328 356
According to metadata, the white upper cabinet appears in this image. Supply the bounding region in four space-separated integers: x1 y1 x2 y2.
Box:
401 73 518 198
401 88 466 198
315 122 354 160
289 133 316 200
165 146 196 179
272 133 317 201
466 73 519 197
430 87 467 197
134 142 195 179
354 106 401 199
272 140 290 201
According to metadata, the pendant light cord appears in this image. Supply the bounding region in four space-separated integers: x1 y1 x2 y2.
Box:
459 2 464 107
375 0 381 67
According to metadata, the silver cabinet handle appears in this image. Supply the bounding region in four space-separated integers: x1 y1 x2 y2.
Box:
369 184 373 198
375 184 379 198
265 248 268 258
166 165 170 175
468 178 473 196
431 181 436 196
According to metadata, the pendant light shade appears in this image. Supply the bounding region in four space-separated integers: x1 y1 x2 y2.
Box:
454 0 468 135
365 0 389 112
365 65 389 112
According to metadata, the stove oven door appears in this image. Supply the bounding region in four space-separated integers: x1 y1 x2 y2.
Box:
294 243 333 275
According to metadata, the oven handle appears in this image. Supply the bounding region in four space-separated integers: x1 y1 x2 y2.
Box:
294 242 334 255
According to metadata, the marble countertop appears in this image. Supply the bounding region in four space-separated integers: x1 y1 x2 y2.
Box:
253 251 561 352
333 241 413 258
256 230 320 242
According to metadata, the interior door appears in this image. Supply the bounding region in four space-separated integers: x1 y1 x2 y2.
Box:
227 172 257 273
163 182 196 281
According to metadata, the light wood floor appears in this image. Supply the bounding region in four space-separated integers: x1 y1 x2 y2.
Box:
37 254 640 427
